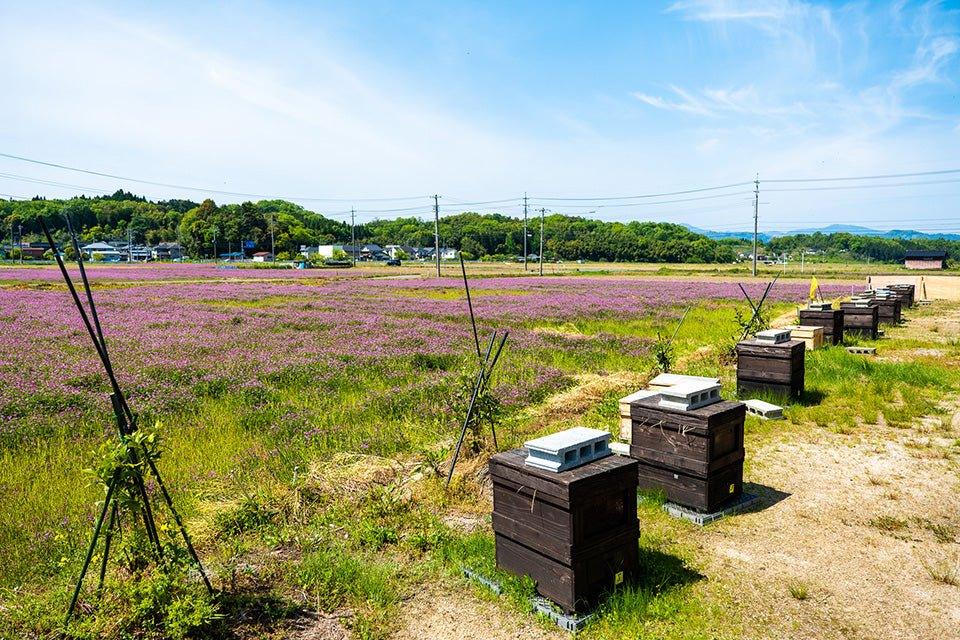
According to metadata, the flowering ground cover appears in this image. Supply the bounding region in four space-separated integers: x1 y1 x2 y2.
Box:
9 265 919 639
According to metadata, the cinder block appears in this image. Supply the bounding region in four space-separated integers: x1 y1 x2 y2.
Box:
657 380 722 411
754 328 792 344
524 427 612 473
744 398 783 420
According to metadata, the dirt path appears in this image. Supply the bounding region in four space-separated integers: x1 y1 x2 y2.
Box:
393 586 564 640
706 431 959 639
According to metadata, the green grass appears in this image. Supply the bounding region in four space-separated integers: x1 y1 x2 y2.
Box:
3 289 960 638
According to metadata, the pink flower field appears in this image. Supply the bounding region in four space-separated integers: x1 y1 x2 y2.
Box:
0 267 843 445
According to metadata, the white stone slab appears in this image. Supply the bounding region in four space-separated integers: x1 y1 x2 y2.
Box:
524 427 611 472
807 301 834 310
619 388 659 415
609 441 630 456
648 373 720 390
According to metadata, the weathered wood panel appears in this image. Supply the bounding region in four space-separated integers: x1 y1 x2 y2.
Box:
840 304 879 339
798 308 844 345
495 529 638 613
736 339 805 399
490 448 640 612
636 458 743 512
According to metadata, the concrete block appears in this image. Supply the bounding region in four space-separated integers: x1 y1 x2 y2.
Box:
524 427 611 473
744 398 783 420
754 328 792 343
657 380 722 411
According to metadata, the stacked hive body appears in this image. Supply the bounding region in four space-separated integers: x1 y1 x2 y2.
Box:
783 325 824 351
888 284 915 307
798 303 844 345
736 330 805 399
840 300 880 339
490 443 639 613
628 392 746 512
869 289 902 325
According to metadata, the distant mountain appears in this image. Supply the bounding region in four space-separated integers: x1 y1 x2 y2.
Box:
683 225 771 242
685 223 960 242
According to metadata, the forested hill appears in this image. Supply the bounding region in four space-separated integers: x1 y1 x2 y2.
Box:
0 192 735 263
3 192 956 264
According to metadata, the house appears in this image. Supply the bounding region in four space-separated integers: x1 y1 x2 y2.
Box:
252 251 274 262
306 244 360 260
440 247 459 260
152 242 184 261
385 244 416 260
80 241 123 262
904 249 947 270
358 244 390 261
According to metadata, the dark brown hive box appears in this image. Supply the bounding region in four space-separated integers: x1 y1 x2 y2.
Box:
888 284 915 307
874 297 902 324
798 307 844 345
735 338 805 399
839 303 880 339
490 449 639 613
628 396 745 512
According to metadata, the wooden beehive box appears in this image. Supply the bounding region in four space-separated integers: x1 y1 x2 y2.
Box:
628 396 745 512
735 338 805 399
783 325 824 351
490 449 639 613
798 307 844 345
889 284 915 307
839 302 880 339
873 296 902 324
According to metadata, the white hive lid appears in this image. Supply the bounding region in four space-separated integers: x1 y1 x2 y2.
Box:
524 426 609 455
648 373 720 388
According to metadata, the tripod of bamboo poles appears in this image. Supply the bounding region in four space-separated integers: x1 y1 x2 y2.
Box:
446 255 508 488
737 273 781 342
39 219 212 625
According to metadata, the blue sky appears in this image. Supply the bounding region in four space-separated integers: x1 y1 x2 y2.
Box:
1 0 959 232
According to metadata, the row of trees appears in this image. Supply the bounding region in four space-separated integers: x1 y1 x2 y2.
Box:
8 191 953 264
0 192 738 262
767 232 955 263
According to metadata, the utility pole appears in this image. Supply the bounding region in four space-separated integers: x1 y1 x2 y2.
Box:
212 226 218 261
752 174 759 277
351 207 356 266
128 226 132 263
18 224 22 265
269 212 275 260
523 193 528 271
433 195 440 277
539 207 545 276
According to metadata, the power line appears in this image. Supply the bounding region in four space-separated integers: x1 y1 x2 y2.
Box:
764 177 960 192
0 152 429 203
532 181 752 202
765 168 960 183
528 191 753 209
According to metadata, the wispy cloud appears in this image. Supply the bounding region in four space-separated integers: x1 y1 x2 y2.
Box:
633 85 807 119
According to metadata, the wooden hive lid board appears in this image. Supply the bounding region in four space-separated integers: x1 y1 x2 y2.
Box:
489 448 638 508
629 395 745 435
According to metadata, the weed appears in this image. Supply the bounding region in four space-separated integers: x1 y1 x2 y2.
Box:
923 556 959 586
870 515 909 532
788 581 809 600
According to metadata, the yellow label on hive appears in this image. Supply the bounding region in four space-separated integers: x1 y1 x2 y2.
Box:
614 571 624 585
729 483 735 493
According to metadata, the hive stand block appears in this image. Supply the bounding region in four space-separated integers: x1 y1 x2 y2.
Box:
657 380 722 411
744 398 784 420
524 427 611 473
661 492 760 526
